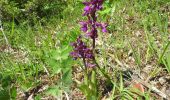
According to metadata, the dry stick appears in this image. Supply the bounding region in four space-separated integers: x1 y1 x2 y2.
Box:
64 91 70 100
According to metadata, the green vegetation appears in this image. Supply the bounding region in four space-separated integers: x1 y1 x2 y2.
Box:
0 0 170 99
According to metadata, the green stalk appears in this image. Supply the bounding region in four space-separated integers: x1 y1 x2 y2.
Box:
91 70 97 97
18 63 26 81
93 57 113 84
158 41 170 64
11 16 15 38
128 41 141 68
83 58 89 86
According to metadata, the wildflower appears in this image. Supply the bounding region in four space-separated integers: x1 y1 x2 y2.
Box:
81 0 107 40
80 21 88 32
70 36 95 67
84 6 91 15
70 0 107 68
70 36 94 59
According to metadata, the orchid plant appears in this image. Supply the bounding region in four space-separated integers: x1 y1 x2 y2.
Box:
70 0 111 99
71 0 107 68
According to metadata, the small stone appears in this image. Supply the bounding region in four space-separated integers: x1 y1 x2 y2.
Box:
135 31 142 37
165 87 170 97
159 77 166 85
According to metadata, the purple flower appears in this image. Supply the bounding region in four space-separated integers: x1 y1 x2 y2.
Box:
70 52 79 60
70 36 95 67
84 6 91 11
80 21 88 32
70 36 94 59
70 0 107 68
101 23 108 33
84 6 91 15
86 27 98 38
81 0 107 40
102 28 107 33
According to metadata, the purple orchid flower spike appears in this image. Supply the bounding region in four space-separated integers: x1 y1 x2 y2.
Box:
82 0 107 40
70 37 93 57
70 0 107 68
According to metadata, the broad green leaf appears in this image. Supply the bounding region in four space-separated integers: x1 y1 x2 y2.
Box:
46 86 62 97
49 59 60 68
79 84 90 96
62 69 72 86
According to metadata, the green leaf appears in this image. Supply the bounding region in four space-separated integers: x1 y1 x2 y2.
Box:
51 49 61 60
49 59 60 68
10 87 17 100
50 46 71 60
34 95 41 100
79 84 90 96
0 89 10 100
163 52 170 72
166 53 170 69
53 67 62 75
62 69 72 86
61 58 73 69
2 75 12 88
46 86 62 97
60 46 72 60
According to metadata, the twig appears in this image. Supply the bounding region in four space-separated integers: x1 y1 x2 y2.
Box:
43 65 49 76
64 91 70 100
108 53 130 69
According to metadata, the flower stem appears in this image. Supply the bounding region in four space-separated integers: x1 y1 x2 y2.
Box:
83 57 89 85
93 57 113 84
93 38 95 50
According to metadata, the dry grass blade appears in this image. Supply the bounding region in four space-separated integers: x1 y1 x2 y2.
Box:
0 20 9 46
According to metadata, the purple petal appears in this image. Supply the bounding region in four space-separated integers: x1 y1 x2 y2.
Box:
86 63 96 67
97 5 103 10
101 23 108 33
81 27 88 32
96 22 101 27
102 28 107 33
86 31 92 37
84 6 91 12
79 21 86 25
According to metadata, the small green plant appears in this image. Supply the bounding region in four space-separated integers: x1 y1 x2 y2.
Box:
70 0 111 99
44 45 73 98
160 41 170 73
